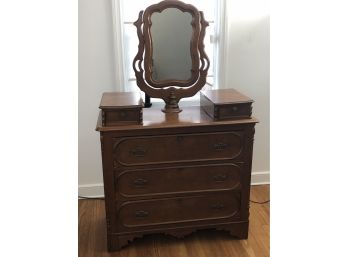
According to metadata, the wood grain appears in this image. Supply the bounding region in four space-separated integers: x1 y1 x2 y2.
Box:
78 185 269 257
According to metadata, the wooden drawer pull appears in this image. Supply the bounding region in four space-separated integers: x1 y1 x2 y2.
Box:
214 142 229 151
130 147 147 157
176 136 184 142
213 174 227 182
135 210 149 218
210 203 225 210
120 111 126 118
133 178 148 186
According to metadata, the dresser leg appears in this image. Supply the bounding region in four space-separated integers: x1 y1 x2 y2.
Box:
228 222 249 239
107 234 141 251
215 222 249 240
235 225 249 239
107 235 123 251
107 236 117 251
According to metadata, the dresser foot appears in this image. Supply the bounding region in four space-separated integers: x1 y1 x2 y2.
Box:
229 222 249 239
215 222 249 239
107 235 121 251
107 233 144 251
107 235 127 251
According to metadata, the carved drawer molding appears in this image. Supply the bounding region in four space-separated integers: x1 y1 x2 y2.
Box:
113 131 244 167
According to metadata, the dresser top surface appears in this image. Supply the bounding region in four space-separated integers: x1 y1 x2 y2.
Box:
96 105 258 132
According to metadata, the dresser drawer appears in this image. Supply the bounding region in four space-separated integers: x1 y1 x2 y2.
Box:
218 103 252 120
117 163 242 198
113 132 243 166
103 108 142 126
118 192 241 228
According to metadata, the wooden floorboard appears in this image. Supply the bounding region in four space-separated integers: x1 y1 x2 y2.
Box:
78 185 270 257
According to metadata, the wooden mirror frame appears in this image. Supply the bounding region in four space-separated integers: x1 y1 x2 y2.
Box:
133 0 210 113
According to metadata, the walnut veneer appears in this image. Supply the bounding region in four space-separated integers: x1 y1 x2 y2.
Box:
96 105 257 251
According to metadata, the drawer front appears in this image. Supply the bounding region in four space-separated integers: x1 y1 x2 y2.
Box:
218 103 252 120
104 108 141 126
118 192 241 228
113 132 243 166
117 163 242 198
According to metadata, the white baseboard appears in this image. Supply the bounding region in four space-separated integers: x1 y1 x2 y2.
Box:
251 171 270 185
78 171 270 198
78 183 104 198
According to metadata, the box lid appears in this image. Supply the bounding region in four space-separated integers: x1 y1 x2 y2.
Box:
201 89 253 105
99 92 144 109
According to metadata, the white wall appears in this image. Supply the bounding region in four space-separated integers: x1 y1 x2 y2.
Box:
225 17 270 177
221 2 270 182
79 0 116 194
78 0 270 196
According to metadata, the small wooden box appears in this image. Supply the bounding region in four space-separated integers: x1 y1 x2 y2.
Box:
200 89 253 121
99 92 144 126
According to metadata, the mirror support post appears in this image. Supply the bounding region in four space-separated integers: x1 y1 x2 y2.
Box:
144 94 152 108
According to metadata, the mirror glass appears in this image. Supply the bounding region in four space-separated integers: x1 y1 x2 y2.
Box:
150 8 193 81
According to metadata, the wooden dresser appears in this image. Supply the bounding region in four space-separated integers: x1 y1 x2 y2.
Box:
96 102 258 251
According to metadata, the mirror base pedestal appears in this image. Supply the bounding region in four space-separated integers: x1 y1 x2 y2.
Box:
162 108 182 113
162 104 182 113
162 96 182 113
